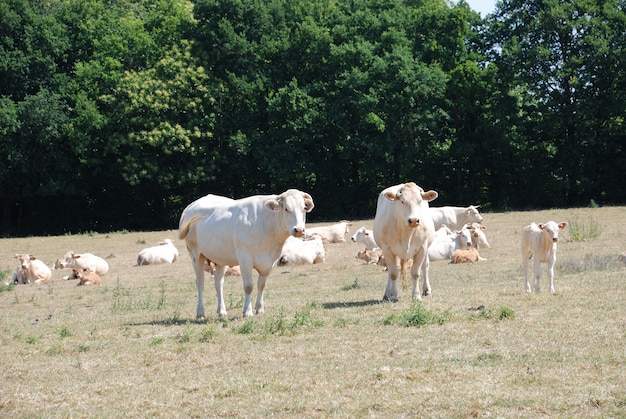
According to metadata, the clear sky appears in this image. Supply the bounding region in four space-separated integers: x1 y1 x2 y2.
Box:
463 0 497 16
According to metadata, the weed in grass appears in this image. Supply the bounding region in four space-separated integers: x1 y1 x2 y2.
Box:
383 302 448 327
263 308 289 335
59 325 72 339
199 324 217 342
559 253 622 274
236 319 258 334
1 281 15 293
136 239 147 245
77 344 89 353
151 337 165 346
340 278 360 291
475 305 516 321
178 321 194 343
568 215 601 241
26 336 39 344
228 293 243 310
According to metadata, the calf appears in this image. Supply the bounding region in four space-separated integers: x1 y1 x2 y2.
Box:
74 269 101 285
450 248 484 263
350 226 379 250
278 235 325 266
306 220 352 243
468 223 491 249
13 254 52 284
428 226 473 261
355 249 383 264
205 260 241 277
137 238 179 266
521 221 568 294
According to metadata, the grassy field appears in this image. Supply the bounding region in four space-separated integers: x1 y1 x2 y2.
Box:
1 206 625 418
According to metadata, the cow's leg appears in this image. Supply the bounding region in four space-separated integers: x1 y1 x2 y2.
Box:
212 265 227 317
255 267 271 315
421 254 431 297
238 262 255 317
409 258 421 301
547 256 556 294
533 258 542 293
383 252 399 302
522 252 532 293
191 256 208 318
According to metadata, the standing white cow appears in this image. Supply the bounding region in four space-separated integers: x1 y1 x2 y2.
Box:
179 189 314 318
350 226 379 250
137 239 179 265
429 205 484 230
521 221 568 294
373 182 438 301
58 251 110 276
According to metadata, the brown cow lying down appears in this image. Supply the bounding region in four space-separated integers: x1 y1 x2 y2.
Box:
74 269 101 285
204 260 241 276
355 249 383 264
450 248 485 264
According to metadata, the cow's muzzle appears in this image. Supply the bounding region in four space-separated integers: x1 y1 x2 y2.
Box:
293 228 305 238
408 218 420 228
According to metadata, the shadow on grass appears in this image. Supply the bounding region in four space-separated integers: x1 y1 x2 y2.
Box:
127 317 232 327
322 299 382 309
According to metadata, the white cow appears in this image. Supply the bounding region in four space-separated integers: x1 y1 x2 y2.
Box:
306 220 352 243
373 182 438 301
278 235 325 266
521 221 568 294
178 189 314 318
12 254 52 284
468 223 491 249
137 238 179 266
58 251 110 276
428 226 473 261
350 226 379 250
429 205 484 230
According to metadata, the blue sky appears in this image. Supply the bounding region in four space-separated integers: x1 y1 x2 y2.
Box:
464 0 497 16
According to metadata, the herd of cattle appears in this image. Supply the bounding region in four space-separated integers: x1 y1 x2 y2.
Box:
9 182 576 319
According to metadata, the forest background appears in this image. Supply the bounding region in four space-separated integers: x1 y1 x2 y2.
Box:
1 0 624 236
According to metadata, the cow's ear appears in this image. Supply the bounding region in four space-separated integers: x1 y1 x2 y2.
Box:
383 190 399 201
303 193 314 212
558 222 568 229
30 255 37 260
538 223 545 230
422 190 438 202
73 254 81 259
265 199 281 211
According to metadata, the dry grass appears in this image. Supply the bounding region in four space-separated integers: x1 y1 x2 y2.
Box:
1 206 625 418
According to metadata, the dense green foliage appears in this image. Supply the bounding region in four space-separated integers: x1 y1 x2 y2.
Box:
1 0 624 235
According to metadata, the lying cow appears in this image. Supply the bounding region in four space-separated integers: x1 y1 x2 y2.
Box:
12 254 52 284
306 220 352 243
278 235 325 266
468 223 491 249
137 238 179 266
428 226 473 261
373 182 438 301
179 189 314 318
205 261 241 277
355 249 383 265
521 221 568 294
58 251 109 276
74 269 101 285
350 226 379 250
450 248 485 263
429 205 484 230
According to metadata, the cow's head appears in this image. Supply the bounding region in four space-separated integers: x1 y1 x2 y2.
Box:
265 189 314 237
14 253 35 270
455 227 473 249
539 221 568 243
467 205 484 223
383 182 438 228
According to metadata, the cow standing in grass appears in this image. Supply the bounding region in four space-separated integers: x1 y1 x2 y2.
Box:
179 189 314 318
521 221 568 294
373 182 438 301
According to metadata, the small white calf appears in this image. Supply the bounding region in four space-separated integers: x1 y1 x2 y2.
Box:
468 223 491 249
278 235 325 266
58 251 109 276
430 205 484 230
137 239 179 266
306 221 352 243
74 269 101 285
13 254 52 284
350 226 379 250
450 248 484 263
521 221 568 294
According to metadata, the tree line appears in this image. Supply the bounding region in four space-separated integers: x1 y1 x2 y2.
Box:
1 0 624 236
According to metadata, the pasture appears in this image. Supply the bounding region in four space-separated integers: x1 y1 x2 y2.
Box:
1 206 625 417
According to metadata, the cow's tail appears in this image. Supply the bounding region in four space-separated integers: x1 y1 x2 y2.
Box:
178 214 203 240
